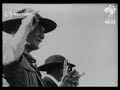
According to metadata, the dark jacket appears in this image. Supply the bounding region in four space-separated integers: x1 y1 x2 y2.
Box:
43 76 58 87
3 53 43 87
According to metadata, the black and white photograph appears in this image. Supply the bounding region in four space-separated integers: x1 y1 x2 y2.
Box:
2 3 118 87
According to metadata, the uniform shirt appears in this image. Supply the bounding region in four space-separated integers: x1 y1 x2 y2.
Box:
3 51 44 87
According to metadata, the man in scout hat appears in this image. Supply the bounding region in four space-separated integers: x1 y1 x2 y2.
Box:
38 55 81 87
2 8 57 87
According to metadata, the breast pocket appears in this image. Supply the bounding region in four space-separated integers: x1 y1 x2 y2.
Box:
26 70 38 87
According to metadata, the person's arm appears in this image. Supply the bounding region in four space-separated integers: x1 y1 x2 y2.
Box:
3 11 39 65
11 24 31 61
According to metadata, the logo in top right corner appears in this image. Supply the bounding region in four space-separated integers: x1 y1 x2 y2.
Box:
104 4 116 24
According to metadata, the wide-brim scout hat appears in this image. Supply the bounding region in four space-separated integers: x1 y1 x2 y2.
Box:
38 55 75 71
3 8 57 34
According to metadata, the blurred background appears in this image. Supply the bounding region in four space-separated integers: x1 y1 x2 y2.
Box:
2 4 118 86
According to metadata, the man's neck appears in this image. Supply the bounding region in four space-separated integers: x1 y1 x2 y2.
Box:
24 47 37 63
24 45 32 53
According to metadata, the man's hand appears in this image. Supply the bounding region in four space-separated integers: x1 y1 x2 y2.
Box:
60 69 81 87
21 11 39 33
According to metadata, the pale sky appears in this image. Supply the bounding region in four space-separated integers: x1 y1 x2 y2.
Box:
2 4 118 86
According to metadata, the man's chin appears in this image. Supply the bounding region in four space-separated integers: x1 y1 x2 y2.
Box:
26 44 39 51
33 45 39 50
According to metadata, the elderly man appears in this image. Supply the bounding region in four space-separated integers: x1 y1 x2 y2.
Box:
2 8 57 87
38 55 81 87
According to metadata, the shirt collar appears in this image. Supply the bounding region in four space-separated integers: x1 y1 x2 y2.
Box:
23 52 36 63
45 74 60 86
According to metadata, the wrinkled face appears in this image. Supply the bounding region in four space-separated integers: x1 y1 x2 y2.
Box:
26 25 45 50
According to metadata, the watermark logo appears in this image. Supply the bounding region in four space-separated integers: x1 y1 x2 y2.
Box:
5 11 13 17
4 11 33 17
104 4 116 24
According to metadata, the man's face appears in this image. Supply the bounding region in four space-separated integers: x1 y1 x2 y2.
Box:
61 65 73 79
26 25 45 50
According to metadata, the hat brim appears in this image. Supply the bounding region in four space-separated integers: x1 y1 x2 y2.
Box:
3 17 57 34
38 62 75 71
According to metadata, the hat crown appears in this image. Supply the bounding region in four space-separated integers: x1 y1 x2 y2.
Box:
45 55 66 65
17 8 34 13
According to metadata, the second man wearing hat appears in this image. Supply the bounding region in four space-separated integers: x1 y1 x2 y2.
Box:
38 55 81 87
